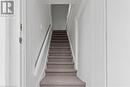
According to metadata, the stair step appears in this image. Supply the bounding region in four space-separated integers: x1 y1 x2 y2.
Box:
40 76 86 86
52 37 68 40
48 58 72 62
45 69 77 76
47 65 74 69
49 53 72 56
49 48 70 51
52 33 67 34
49 51 71 54
48 56 72 59
47 62 74 69
41 86 85 87
52 39 68 40
53 32 66 33
53 30 66 31
50 46 70 48
51 41 69 43
51 42 69 44
51 39 69 41
51 44 70 47
52 35 67 37
47 62 74 65
45 69 76 73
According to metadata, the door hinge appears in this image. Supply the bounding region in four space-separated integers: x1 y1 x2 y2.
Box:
19 37 22 44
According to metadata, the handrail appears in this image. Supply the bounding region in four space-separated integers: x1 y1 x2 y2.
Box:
35 24 51 67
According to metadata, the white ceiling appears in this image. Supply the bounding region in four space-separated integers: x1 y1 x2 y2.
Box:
39 0 79 4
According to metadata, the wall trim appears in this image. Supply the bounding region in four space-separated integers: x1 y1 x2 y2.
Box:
104 0 107 87
21 0 27 86
75 19 79 70
37 29 52 87
33 25 52 76
67 31 78 70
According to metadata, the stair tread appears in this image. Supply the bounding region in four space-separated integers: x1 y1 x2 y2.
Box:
48 56 72 59
49 54 71 56
49 50 71 51
45 68 76 73
40 76 85 86
47 62 74 65
50 47 70 48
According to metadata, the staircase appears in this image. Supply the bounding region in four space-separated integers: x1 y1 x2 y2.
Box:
40 30 86 87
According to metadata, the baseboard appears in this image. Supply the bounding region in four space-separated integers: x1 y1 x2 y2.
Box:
32 25 52 87
67 31 78 70
37 29 52 87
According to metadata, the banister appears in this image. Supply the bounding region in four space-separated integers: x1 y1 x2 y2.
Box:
35 24 51 67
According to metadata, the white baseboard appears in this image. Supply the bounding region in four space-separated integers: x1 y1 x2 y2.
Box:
67 31 78 70
32 25 52 87
37 29 52 87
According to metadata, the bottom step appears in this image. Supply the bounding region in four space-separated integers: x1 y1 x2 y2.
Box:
41 86 85 87
40 76 86 87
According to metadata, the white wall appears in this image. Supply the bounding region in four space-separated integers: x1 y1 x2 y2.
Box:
0 1 21 86
0 17 6 86
68 0 130 87
52 4 68 30
67 0 106 87
5 0 21 86
67 4 79 56
107 0 130 87
77 0 106 87
26 1 51 87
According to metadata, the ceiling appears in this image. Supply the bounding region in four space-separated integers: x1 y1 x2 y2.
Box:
39 0 79 4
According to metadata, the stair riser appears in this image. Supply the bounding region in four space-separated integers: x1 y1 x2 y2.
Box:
53 31 66 32
51 40 69 42
52 34 67 36
48 56 73 59
51 43 69 45
51 44 70 46
50 47 70 49
41 86 85 87
52 36 67 38
49 54 71 56
51 41 69 43
49 49 70 51
52 38 68 41
49 51 71 54
48 59 72 62
52 37 68 39
52 33 67 34
52 34 67 35
52 36 68 38
47 65 74 69
50 46 70 48
46 72 76 76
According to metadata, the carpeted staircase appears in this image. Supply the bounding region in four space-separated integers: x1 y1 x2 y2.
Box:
40 30 86 87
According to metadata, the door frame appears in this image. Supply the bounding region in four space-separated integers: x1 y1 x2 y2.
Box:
20 0 27 87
